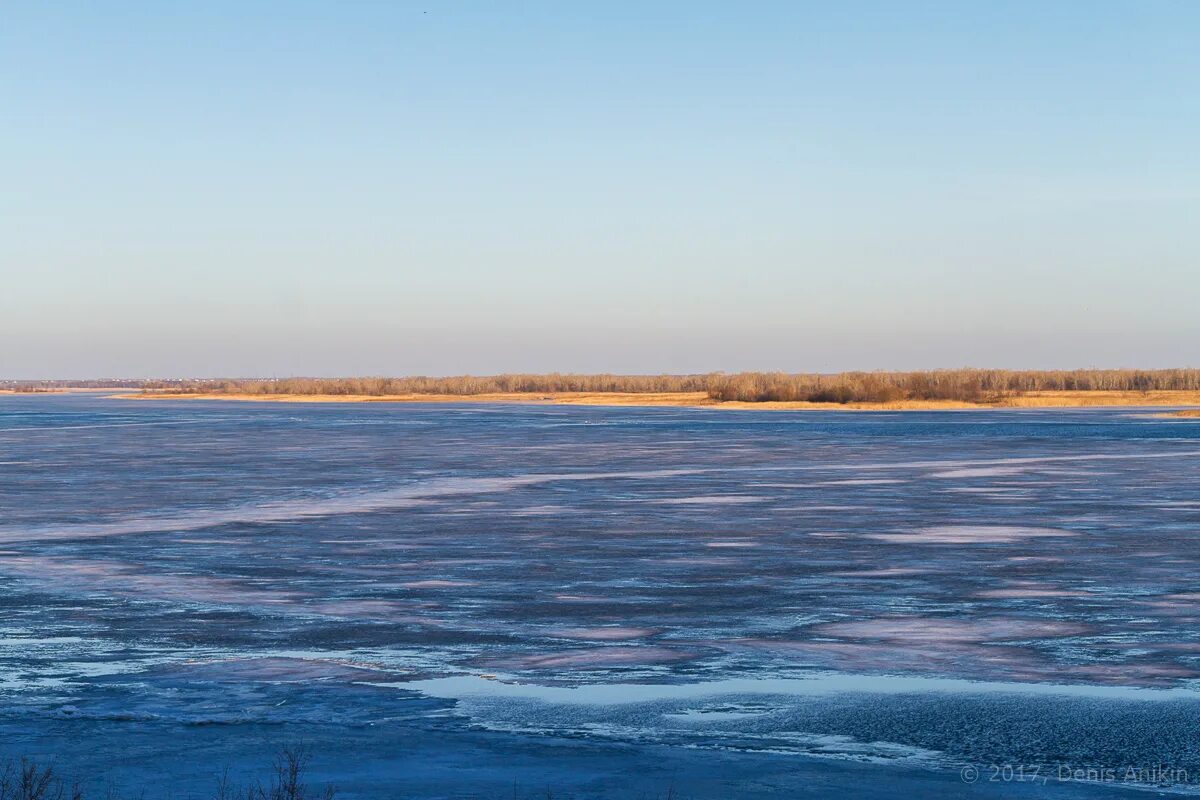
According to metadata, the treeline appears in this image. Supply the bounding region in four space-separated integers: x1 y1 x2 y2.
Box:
707 369 1200 403
151 374 716 396
0 379 161 390
150 369 1200 404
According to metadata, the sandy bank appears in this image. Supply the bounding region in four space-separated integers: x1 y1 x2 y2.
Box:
114 389 1200 411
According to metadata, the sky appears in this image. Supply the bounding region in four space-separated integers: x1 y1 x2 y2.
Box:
3 1 1198 378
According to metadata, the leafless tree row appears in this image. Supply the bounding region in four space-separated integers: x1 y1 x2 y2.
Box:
151 368 1200 403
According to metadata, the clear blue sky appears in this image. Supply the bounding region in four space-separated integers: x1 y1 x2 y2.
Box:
3 1 1197 378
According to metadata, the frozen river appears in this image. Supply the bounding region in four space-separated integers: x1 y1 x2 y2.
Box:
2 393 1200 797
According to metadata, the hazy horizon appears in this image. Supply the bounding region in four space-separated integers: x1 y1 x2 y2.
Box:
5 1 1198 379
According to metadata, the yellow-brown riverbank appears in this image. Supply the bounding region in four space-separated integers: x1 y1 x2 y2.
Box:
115 389 1200 411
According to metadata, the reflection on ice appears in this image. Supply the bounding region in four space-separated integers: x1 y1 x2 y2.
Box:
0 469 700 544
867 525 1078 544
401 671 1200 705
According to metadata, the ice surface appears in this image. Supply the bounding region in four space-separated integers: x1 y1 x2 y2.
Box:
3 395 1200 796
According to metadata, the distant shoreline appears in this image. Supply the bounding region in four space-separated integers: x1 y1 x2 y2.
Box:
114 390 1200 413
